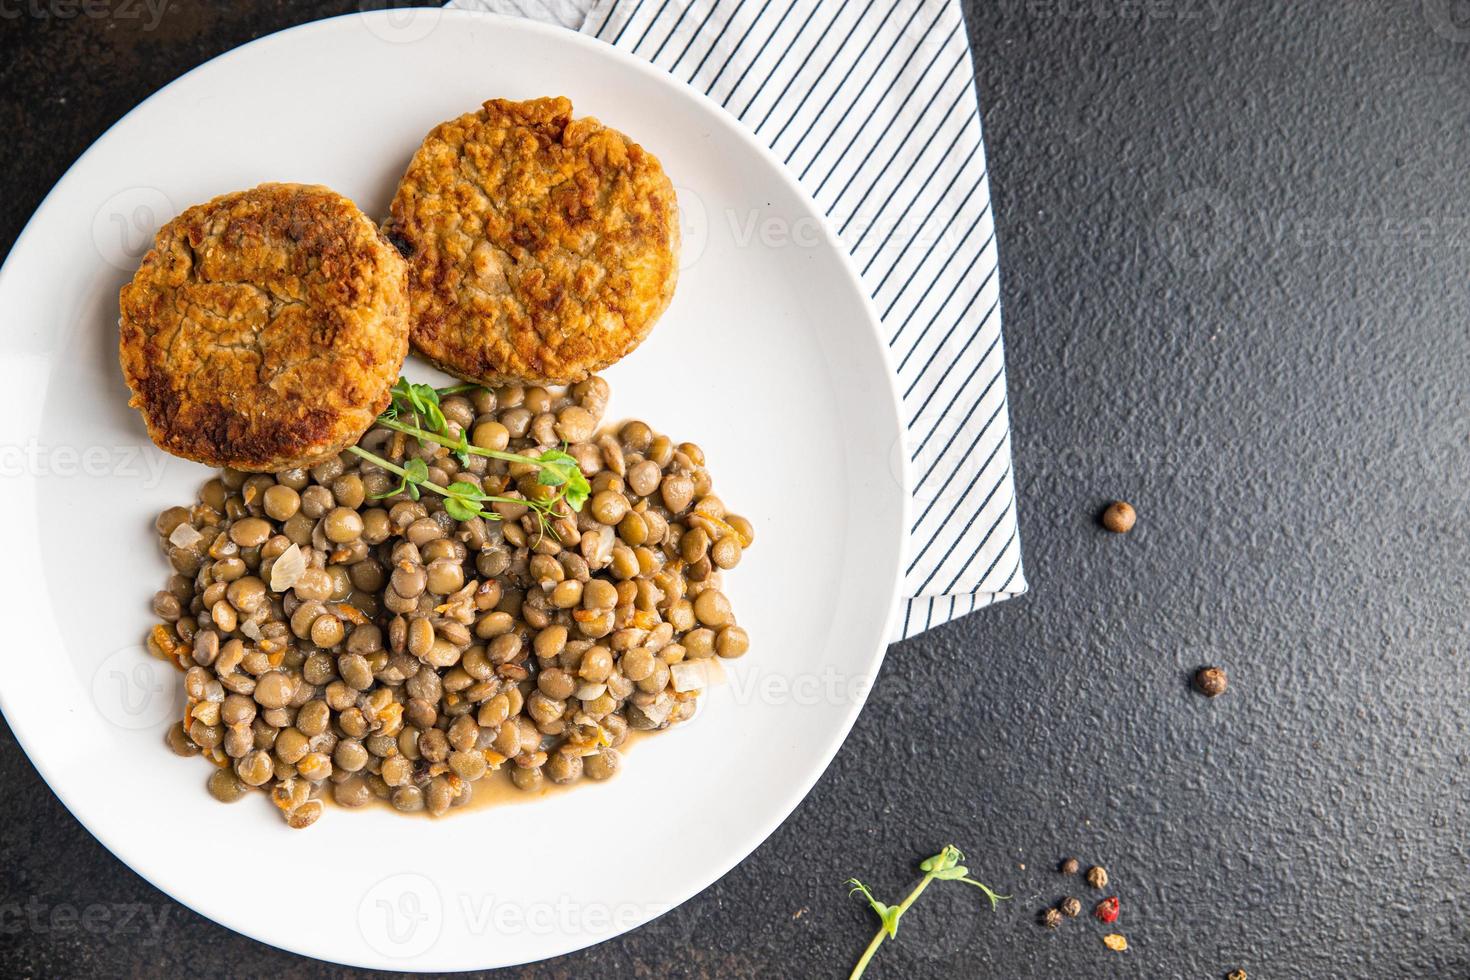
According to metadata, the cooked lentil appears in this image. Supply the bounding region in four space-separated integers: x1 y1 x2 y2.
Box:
146 376 752 827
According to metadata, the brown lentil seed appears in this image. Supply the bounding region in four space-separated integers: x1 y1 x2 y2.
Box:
207 768 248 802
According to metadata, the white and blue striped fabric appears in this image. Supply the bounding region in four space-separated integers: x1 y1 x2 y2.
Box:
448 0 1025 640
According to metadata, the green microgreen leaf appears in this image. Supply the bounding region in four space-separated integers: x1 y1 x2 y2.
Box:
919 846 963 873
389 378 448 433
535 458 570 487
444 480 481 498
442 496 482 522
846 880 900 937
533 449 590 511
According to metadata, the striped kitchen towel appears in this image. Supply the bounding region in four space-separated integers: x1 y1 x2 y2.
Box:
447 0 1025 640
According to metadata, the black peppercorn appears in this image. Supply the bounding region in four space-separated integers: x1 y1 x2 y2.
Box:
1059 857 1079 875
1195 666 1228 697
1059 897 1082 918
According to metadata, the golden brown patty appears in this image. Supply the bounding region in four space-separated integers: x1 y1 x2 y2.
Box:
119 183 410 471
386 96 680 385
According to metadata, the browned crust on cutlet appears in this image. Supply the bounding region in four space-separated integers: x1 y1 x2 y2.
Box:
386 96 680 386
119 183 410 471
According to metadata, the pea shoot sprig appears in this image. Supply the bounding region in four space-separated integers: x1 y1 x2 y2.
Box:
345 447 522 522
846 845 1008 979
345 377 591 526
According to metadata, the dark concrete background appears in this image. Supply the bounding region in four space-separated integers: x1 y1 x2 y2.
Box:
3 2 1468 977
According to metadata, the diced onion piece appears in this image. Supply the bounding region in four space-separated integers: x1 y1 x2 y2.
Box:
638 696 674 726
270 543 306 592
168 523 203 549
670 661 709 693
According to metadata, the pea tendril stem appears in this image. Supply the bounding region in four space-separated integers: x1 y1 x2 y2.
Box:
345 445 447 497
345 445 529 524
846 845 1007 980
375 416 546 468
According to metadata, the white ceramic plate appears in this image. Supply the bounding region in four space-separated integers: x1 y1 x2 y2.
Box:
0 9 907 971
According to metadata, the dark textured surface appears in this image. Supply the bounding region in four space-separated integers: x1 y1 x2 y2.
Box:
3 2 1468 977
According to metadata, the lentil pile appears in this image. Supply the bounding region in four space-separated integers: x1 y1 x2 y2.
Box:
145 377 752 827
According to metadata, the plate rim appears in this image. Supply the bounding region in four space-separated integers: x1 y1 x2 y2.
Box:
0 7 912 970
